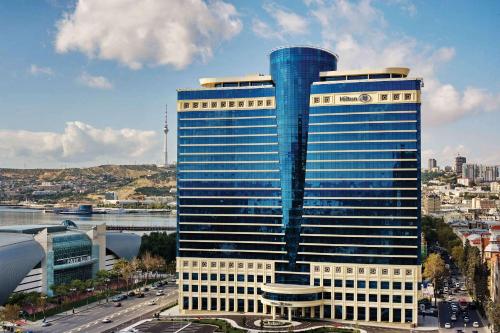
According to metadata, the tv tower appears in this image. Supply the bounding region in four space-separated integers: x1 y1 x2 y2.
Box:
163 105 169 167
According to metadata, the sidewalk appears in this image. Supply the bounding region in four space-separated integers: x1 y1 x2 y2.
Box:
416 315 439 331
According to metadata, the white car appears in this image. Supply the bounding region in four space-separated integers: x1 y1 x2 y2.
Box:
102 317 112 323
455 283 460 288
119 329 140 333
156 290 164 296
473 321 480 328
148 298 158 305
450 314 457 321
444 322 451 329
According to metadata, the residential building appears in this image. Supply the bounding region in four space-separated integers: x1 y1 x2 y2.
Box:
455 155 466 178
492 182 500 193
423 194 441 214
428 159 437 171
176 46 421 325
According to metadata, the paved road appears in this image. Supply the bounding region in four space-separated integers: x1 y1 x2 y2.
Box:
23 285 178 333
135 320 218 333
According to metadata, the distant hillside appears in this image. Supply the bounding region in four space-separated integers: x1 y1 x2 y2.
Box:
0 164 176 203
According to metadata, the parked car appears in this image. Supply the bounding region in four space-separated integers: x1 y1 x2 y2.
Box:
463 316 470 323
102 317 112 323
451 314 457 321
156 290 164 296
41 322 52 327
444 322 451 329
137 292 145 298
472 321 479 328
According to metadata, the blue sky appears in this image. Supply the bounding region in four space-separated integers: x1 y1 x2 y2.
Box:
0 0 499 168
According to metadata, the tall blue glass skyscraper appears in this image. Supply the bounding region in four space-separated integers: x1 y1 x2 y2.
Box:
177 46 421 326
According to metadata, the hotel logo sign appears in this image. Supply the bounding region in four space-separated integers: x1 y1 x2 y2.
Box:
57 255 92 265
339 94 372 103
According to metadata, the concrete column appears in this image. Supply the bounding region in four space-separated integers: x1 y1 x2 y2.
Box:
280 306 284 316
320 305 324 319
272 306 276 320
310 306 315 318
302 307 306 317
263 304 267 315
288 307 292 321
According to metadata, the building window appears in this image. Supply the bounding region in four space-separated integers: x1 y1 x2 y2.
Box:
394 269 400 275
248 275 254 282
323 96 330 103
266 276 271 283
257 100 264 107
334 279 342 287
393 93 400 101
201 273 207 280
393 282 402 289
229 262 234 268
324 266 331 273
382 268 388 275
346 293 354 301
210 286 217 293
380 94 388 101
324 279 331 287
257 275 263 283
201 285 207 293
314 266 320 272
211 101 217 108
369 281 377 289
221 101 226 108
229 101 235 107
238 262 244 269
229 274 234 282
248 263 253 269
257 263 263 269
406 269 412 276
183 261 189 267
404 282 413 290
381 281 390 289
192 261 198 267
229 286 234 294
237 274 245 282
393 295 401 303
346 280 354 288
404 93 412 100
358 267 365 274
369 294 377 302
220 262 225 268
238 101 244 107
248 287 254 294
192 273 198 280
334 292 342 300
370 268 376 275
183 102 190 109
266 99 272 106
202 262 207 268
357 280 366 289
210 274 217 281
220 286 226 293
220 274 226 281
347 267 353 274
237 287 244 294
202 102 208 108
313 97 320 104
193 102 199 108
405 295 413 303
266 264 272 270
182 273 189 280
192 285 198 292
335 267 342 273
183 284 189 292
248 100 254 107
381 294 389 303
357 294 366 302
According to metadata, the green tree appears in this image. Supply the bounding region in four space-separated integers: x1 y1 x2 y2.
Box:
114 259 134 293
139 232 176 262
423 253 448 305
2 304 20 324
487 300 500 332
451 245 464 268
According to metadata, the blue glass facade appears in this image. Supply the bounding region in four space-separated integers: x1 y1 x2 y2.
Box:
177 46 421 325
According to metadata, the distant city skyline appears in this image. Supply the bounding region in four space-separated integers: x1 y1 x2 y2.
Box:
1 0 499 168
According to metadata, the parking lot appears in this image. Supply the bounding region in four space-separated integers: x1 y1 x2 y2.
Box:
134 320 218 333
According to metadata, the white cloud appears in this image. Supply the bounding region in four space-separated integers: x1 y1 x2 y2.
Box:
29 64 54 76
0 122 160 166
55 0 242 70
253 3 308 40
306 0 500 127
78 72 113 90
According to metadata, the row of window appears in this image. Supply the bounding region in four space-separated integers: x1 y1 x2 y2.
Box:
183 285 261 294
181 272 272 283
180 99 274 110
181 297 414 323
182 261 272 270
314 279 414 290
313 266 414 276
327 292 413 303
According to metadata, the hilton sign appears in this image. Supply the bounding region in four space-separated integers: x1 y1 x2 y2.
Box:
339 94 372 103
56 255 92 265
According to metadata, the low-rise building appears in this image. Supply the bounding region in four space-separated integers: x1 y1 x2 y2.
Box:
0 223 141 304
